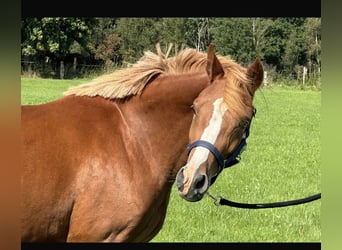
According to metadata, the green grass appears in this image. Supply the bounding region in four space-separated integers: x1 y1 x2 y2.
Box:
21 78 321 242
21 77 89 104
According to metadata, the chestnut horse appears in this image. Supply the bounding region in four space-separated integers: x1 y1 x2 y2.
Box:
21 44 263 242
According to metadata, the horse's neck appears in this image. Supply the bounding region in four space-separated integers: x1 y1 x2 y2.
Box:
118 72 209 178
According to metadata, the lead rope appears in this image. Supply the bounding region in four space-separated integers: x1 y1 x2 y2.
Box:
206 191 321 209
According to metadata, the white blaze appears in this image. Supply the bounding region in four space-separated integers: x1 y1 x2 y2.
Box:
190 98 228 169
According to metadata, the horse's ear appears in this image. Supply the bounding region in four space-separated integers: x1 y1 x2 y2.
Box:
247 58 264 93
206 43 224 83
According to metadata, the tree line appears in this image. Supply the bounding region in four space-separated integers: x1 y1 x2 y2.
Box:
21 17 321 86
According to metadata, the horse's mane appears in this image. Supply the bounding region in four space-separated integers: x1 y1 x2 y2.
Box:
64 45 250 102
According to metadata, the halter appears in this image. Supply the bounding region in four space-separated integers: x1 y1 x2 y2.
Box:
186 108 256 176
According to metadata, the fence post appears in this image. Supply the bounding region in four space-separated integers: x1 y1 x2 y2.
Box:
302 66 307 86
73 57 77 72
263 71 268 85
60 60 65 79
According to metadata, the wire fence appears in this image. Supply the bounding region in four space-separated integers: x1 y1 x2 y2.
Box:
21 60 110 79
21 60 321 89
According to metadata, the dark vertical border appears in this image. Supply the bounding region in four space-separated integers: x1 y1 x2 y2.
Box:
321 1 342 250
0 1 21 250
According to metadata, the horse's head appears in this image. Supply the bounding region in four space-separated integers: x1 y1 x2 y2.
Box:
175 44 263 202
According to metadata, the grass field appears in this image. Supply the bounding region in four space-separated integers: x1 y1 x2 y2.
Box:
21 77 321 242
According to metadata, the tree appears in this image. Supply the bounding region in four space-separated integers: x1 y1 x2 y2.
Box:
115 18 162 63
251 18 273 60
210 18 253 63
303 18 321 78
184 18 212 52
154 18 187 55
263 18 306 73
21 17 96 78
88 18 121 66
282 24 307 76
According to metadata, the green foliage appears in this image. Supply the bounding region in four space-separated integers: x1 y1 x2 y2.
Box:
211 18 254 62
21 18 96 58
88 18 121 64
183 18 212 51
21 17 321 84
114 18 188 63
115 18 162 62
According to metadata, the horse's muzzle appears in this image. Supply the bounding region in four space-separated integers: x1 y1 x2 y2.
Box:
175 166 209 202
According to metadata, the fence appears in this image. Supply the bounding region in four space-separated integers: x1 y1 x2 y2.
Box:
21 60 108 79
21 59 321 89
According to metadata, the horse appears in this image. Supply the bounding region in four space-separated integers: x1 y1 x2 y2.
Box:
21 43 263 242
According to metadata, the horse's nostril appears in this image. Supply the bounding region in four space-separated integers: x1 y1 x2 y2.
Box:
194 174 206 190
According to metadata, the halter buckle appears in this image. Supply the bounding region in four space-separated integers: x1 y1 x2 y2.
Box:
206 191 222 206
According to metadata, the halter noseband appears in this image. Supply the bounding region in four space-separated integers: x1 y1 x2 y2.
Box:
186 108 256 176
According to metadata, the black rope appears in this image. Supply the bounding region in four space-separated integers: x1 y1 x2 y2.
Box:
219 193 321 209
209 193 321 209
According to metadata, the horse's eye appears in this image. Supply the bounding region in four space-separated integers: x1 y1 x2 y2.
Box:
238 119 249 129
